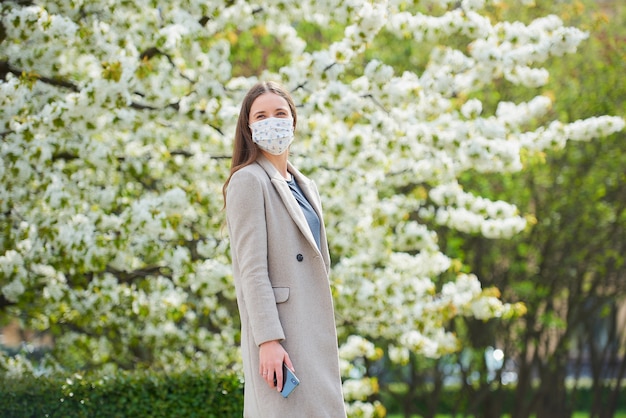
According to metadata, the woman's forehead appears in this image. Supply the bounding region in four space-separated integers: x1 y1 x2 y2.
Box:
250 93 291 115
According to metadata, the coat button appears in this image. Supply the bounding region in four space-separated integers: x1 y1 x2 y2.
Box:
296 254 303 262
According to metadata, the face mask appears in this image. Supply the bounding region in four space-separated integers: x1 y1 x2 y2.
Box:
249 117 294 155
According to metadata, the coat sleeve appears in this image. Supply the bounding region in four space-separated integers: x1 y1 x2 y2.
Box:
226 169 285 346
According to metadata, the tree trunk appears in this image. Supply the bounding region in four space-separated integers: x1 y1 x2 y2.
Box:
512 330 540 418
534 361 571 418
601 352 626 418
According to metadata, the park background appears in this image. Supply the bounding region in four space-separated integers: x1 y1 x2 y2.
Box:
1 0 625 417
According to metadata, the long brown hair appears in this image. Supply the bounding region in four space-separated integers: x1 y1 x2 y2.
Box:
222 81 297 204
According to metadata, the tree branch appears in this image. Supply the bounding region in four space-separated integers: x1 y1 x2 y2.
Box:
0 294 16 310
0 60 79 92
0 60 197 117
105 265 172 284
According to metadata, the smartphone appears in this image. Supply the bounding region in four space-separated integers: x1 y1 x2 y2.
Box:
274 362 300 398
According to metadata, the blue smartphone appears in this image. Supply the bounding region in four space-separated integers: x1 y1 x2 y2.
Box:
274 363 300 398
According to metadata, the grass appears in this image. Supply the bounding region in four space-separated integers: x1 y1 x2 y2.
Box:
387 414 626 418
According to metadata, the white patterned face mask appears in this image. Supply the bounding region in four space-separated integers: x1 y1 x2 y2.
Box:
249 117 294 155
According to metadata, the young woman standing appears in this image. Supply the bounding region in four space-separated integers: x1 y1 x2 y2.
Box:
223 81 346 417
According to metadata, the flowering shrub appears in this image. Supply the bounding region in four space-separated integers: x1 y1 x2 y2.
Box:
1 0 623 415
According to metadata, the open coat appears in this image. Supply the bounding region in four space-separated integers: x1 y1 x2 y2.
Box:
226 155 346 418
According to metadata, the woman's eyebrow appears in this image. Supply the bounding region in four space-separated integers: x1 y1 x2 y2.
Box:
252 107 288 117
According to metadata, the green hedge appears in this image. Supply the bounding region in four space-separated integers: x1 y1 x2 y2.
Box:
0 369 243 418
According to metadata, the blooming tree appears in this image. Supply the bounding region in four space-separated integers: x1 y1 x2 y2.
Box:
1 0 623 414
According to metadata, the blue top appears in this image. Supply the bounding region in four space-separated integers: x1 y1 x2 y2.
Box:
286 177 321 251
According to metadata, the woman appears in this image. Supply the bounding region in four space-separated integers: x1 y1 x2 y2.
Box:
223 81 346 417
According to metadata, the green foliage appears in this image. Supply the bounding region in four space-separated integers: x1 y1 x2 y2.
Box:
0 369 243 418
228 25 292 77
380 383 626 416
353 0 626 415
432 0 626 416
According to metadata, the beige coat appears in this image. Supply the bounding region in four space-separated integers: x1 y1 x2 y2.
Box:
226 155 346 418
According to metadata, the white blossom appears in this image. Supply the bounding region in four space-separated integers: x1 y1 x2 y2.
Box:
339 335 378 361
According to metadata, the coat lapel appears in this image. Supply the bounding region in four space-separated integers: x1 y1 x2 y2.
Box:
291 167 332 274
256 156 321 256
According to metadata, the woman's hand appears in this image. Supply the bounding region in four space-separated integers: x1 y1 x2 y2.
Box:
259 340 294 392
